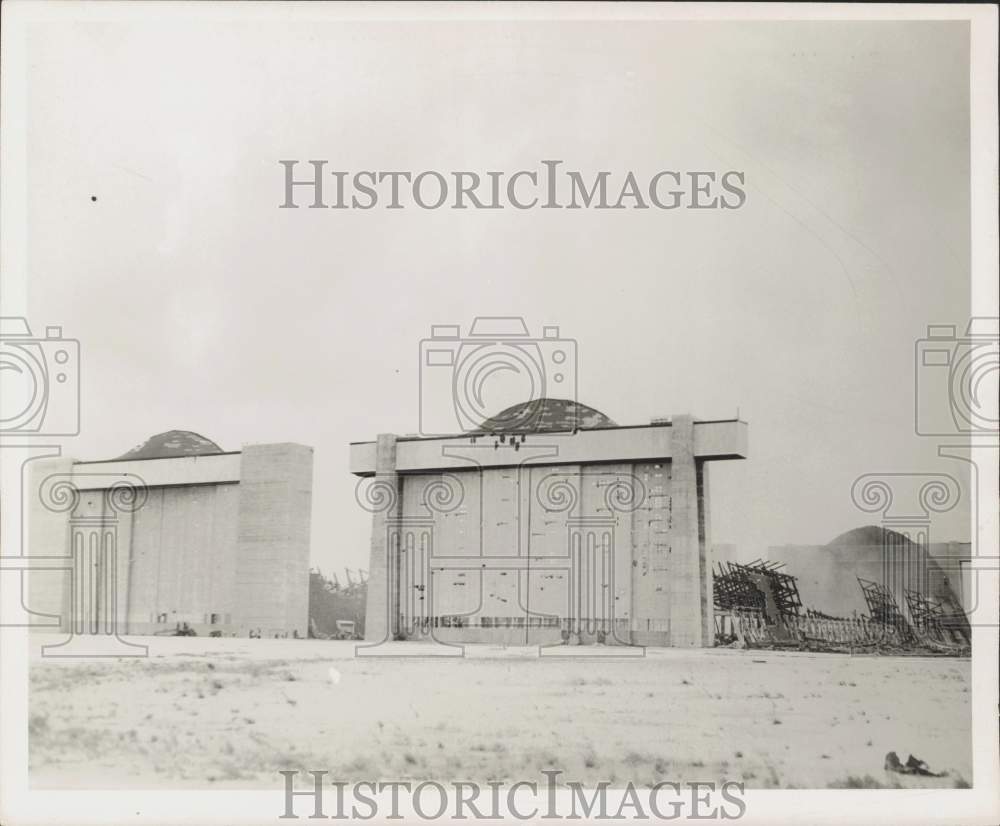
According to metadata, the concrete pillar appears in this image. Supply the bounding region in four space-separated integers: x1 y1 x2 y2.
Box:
698 461 714 646
668 415 704 647
362 434 400 642
234 443 313 637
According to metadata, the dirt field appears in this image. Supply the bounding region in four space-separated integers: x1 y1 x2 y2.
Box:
28 637 971 790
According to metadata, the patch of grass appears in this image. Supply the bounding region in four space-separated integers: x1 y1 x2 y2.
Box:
571 676 614 687
341 756 371 775
214 757 250 781
533 750 560 769
828 775 886 789
624 751 655 767
471 742 506 754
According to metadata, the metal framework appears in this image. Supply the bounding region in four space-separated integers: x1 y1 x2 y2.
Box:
713 560 803 621
857 577 912 637
904 587 970 646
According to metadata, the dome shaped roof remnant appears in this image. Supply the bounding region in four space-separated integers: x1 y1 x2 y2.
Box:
477 398 616 434
116 430 224 460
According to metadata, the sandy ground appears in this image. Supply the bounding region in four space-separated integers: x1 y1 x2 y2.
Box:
28 636 971 790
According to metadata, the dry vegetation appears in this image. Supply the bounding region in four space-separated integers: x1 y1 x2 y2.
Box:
29 637 970 789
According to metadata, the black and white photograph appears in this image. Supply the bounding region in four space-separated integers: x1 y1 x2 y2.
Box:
0 3 997 824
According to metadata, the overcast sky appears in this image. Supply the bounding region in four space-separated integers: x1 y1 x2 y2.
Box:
20 16 972 574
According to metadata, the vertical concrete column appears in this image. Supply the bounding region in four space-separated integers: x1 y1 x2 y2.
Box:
668 415 704 647
363 434 400 642
235 443 314 637
698 461 714 647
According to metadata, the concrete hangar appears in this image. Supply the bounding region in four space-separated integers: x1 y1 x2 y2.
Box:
28 430 313 640
351 398 748 647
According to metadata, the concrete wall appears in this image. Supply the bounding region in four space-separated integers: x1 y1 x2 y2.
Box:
351 420 749 475
399 463 640 645
629 461 672 644
72 453 241 488
359 417 745 648
27 456 75 626
28 459 144 635
127 484 240 633
378 456 710 647
235 443 313 637
27 444 313 639
665 416 706 647
362 434 400 643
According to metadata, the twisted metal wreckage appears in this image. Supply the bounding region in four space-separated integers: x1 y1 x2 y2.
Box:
713 560 970 654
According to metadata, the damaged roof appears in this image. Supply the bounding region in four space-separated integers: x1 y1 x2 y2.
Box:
116 430 224 461
477 398 617 434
